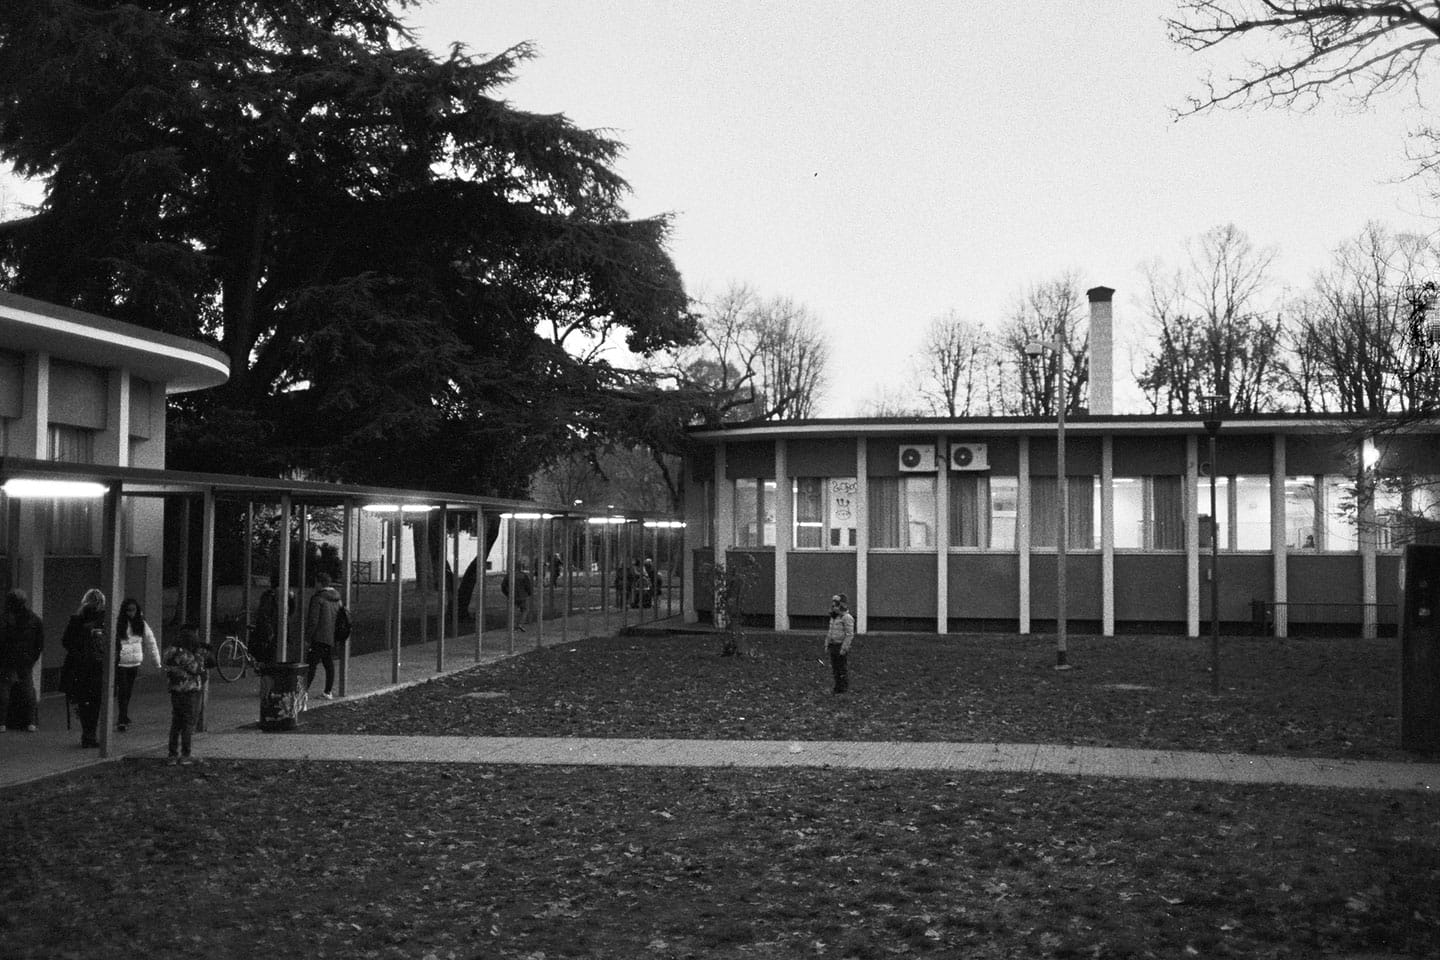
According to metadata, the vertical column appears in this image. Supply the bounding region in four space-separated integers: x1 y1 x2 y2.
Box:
713 444 733 625
1359 439 1378 639
97 369 130 466
1271 434 1288 638
682 478 701 623
474 507 485 660
1101 434 1115 637
340 501 353 696
854 438 869 634
1018 437 1031 634
935 434 949 634
276 494 292 661
98 485 123 758
1186 435 1200 638
506 514 517 654
390 514 403 684
774 439 790 631
16 353 48 703
436 506 448 670
197 486 215 732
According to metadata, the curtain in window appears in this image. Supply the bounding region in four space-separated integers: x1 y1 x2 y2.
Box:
989 477 1018 549
1068 476 1095 549
1152 476 1184 550
1030 477 1058 547
735 479 759 547
869 477 899 548
949 475 984 547
48 425 96 555
904 476 936 548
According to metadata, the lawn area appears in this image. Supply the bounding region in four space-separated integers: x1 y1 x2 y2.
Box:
3 760 1437 959
301 631 1422 762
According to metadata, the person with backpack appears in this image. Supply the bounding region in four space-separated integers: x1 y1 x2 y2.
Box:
304 572 343 700
0 589 44 732
114 597 161 732
162 624 207 764
60 588 109 748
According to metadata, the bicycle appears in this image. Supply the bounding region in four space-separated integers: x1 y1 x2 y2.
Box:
214 617 262 683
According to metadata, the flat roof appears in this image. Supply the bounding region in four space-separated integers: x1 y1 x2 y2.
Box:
0 290 229 394
687 412 1440 440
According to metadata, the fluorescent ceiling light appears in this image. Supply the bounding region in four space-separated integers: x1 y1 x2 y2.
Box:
2 479 108 499
643 520 686 528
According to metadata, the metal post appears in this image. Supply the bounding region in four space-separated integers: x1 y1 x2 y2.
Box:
243 502 254 639
391 512 403 685
1055 312 1069 671
98 485 123 758
437 506 448 672
1209 431 1220 696
475 507 484 661
197 487 216 732
340 500 353 697
506 514 517 655
277 494 292 662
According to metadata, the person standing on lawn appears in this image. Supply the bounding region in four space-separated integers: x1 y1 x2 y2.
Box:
826 593 855 694
60 588 109 747
0 589 44 732
304 572 341 699
113 597 161 732
162 624 207 764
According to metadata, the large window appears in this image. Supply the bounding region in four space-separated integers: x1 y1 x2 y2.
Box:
48 425 97 555
869 476 936 549
1284 478 1316 549
1322 475 1358 551
734 478 776 547
989 477 1018 549
1234 476 1271 549
1375 477 1440 549
1029 476 1096 549
1113 476 1185 550
948 474 987 547
793 477 858 549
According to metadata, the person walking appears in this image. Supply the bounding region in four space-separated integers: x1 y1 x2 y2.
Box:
304 572 341 700
113 597 161 732
61 589 109 747
162 624 207 764
502 561 534 630
825 593 855 694
0 589 43 732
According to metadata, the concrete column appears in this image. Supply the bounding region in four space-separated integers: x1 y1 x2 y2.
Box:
1271 434 1288 637
197 486 215 733
935 434 949 634
1018 436 1031 635
774 440 790 631
713 443 733 625
1087 287 1115 416
16 353 47 696
96 369 130 467
1186 434 1200 638
340 501 353 696
854 438 869 634
277 494 292 661
1359 439 1378 639
98 485 123 758
1101 433 1115 636
682 475 703 624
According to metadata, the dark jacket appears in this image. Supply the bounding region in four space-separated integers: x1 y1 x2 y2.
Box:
0 608 43 679
305 586 342 649
60 612 107 697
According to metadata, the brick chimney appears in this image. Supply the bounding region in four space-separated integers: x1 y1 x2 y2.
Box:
1087 286 1114 416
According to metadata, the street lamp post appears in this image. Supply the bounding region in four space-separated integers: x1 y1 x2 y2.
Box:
1027 317 1071 671
1200 393 1225 696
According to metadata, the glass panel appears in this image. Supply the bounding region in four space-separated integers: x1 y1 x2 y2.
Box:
1234 475 1270 550
1322 475 1358 551
868 477 899 549
794 478 824 549
760 480 776 547
1113 477 1143 549
48 425 96 555
903 476 936 548
1153 476 1185 549
1284 477 1316 549
948 474 983 548
989 477 1017 549
1195 476 1230 551
1030 477 1058 547
828 477 859 548
735 479 759 547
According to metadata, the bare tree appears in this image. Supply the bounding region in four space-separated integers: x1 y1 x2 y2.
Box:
999 274 1089 417
1138 225 1284 413
672 282 829 422
1169 2 1440 115
913 310 990 416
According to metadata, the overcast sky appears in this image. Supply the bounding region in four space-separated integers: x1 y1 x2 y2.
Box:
410 1 1439 415
4 3 1436 417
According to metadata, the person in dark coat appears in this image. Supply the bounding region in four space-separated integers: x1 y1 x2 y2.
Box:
61 588 108 747
0 589 44 732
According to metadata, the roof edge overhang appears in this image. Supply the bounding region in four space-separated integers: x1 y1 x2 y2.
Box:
0 290 229 394
686 413 1440 441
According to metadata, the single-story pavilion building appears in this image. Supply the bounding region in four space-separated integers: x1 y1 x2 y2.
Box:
680 412 1440 638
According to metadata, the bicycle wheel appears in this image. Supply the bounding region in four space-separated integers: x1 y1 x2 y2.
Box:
214 637 246 683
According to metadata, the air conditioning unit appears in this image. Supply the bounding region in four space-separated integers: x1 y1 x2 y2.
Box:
949 442 989 471
897 444 936 472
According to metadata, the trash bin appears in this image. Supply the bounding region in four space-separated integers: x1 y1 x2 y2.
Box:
258 662 306 732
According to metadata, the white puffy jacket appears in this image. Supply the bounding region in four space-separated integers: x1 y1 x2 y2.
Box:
117 622 162 669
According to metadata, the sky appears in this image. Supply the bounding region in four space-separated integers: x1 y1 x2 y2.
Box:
404 1 1440 415
4 2 1437 417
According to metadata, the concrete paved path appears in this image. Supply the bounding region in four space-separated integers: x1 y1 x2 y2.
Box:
120 732 1439 793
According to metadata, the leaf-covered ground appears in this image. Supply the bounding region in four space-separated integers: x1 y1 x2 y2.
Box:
3 761 1436 959
301 632 1418 761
